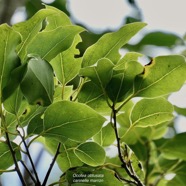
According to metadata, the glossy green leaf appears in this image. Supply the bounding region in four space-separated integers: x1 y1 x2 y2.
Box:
0 142 21 173
42 101 105 142
78 81 110 114
80 58 114 90
13 8 57 62
44 5 72 30
114 52 143 70
27 113 44 135
74 142 105 166
50 35 82 85
106 60 143 103
2 64 27 101
27 25 84 62
119 98 173 141
44 138 83 172
0 24 21 101
134 55 186 97
174 105 186 116
161 132 186 160
167 163 186 186
19 103 45 127
130 98 173 127
82 22 146 67
137 31 184 48
3 87 23 115
93 122 115 146
53 85 73 102
20 56 54 106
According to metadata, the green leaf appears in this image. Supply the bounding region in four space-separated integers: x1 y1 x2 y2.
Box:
2 64 27 101
106 60 143 103
53 85 73 102
114 52 143 70
0 24 21 101
13 8 57 62
137 31 184 48
50 35 82 85
161 132 186 160
66 168 123 186
130 98 173 127
42 101 105 142
0 142 21 173
134 55 186 97
78 81 110 114
74 142 105 166
93 122 115 146
119 98 173 141
82 22 146 67
44 138 83 172
19 103 45 127
27 25 84 62
20 56 54 106
27 113 44 135
3 87 23 115
80 58 114 90
44 5 72 30
167 163 186 186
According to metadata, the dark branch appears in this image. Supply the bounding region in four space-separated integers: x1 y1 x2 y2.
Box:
0 113 26 186
17 129 41 185
42 142 61 186
112 107 145 186
20 160 37 184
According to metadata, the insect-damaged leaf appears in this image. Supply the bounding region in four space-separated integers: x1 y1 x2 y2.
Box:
27 25 84 62
82 22 146 67
134 55 186 97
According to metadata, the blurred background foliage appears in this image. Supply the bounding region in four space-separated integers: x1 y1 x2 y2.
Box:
0 0 185 58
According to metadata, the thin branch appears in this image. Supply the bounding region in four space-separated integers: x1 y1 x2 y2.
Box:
42 142 61 186
20 160 37 184
115 172 137 185
112 107 145 186
0 105 26 186
5 129 26 185
17 129 41 185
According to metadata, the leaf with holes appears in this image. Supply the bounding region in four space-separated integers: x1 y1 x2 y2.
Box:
82 22 146 67
27 25 84 62
134 55 186 97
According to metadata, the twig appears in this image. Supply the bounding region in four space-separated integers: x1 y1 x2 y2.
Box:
3 124 26 185
42 142 61 186
20 160 37 184
112 107 145 186
115 172 137 185
17 129 41 185
0 105 26 185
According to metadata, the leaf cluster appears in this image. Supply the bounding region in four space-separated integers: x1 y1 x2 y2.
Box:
0 5 186 186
